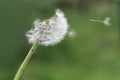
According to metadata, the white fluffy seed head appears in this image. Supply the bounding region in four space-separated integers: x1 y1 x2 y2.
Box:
26 9 69 46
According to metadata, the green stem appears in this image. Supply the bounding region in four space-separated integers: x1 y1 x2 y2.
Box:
14 40 39 80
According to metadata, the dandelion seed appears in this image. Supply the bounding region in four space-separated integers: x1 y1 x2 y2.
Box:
90 17 111 26
68 30 76 38
26 9 69 46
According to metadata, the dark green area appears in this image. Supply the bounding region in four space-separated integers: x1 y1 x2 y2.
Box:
0 0 119 80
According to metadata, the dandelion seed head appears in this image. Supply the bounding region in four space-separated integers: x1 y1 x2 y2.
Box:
26 9 69 46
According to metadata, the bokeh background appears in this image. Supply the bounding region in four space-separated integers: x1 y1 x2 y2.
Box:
0 0 119 80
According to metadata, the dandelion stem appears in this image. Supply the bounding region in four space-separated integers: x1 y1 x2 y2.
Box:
14 40 39 80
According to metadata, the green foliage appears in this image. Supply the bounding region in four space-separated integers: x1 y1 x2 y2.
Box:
0 0 119 80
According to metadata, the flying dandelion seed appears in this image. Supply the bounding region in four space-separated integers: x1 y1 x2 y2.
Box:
90 17 111 26
68 30 76 38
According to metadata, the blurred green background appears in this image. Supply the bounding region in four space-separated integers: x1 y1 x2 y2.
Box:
0 0 119 80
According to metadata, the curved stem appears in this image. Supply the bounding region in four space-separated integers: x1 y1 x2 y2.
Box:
14 40 39 80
